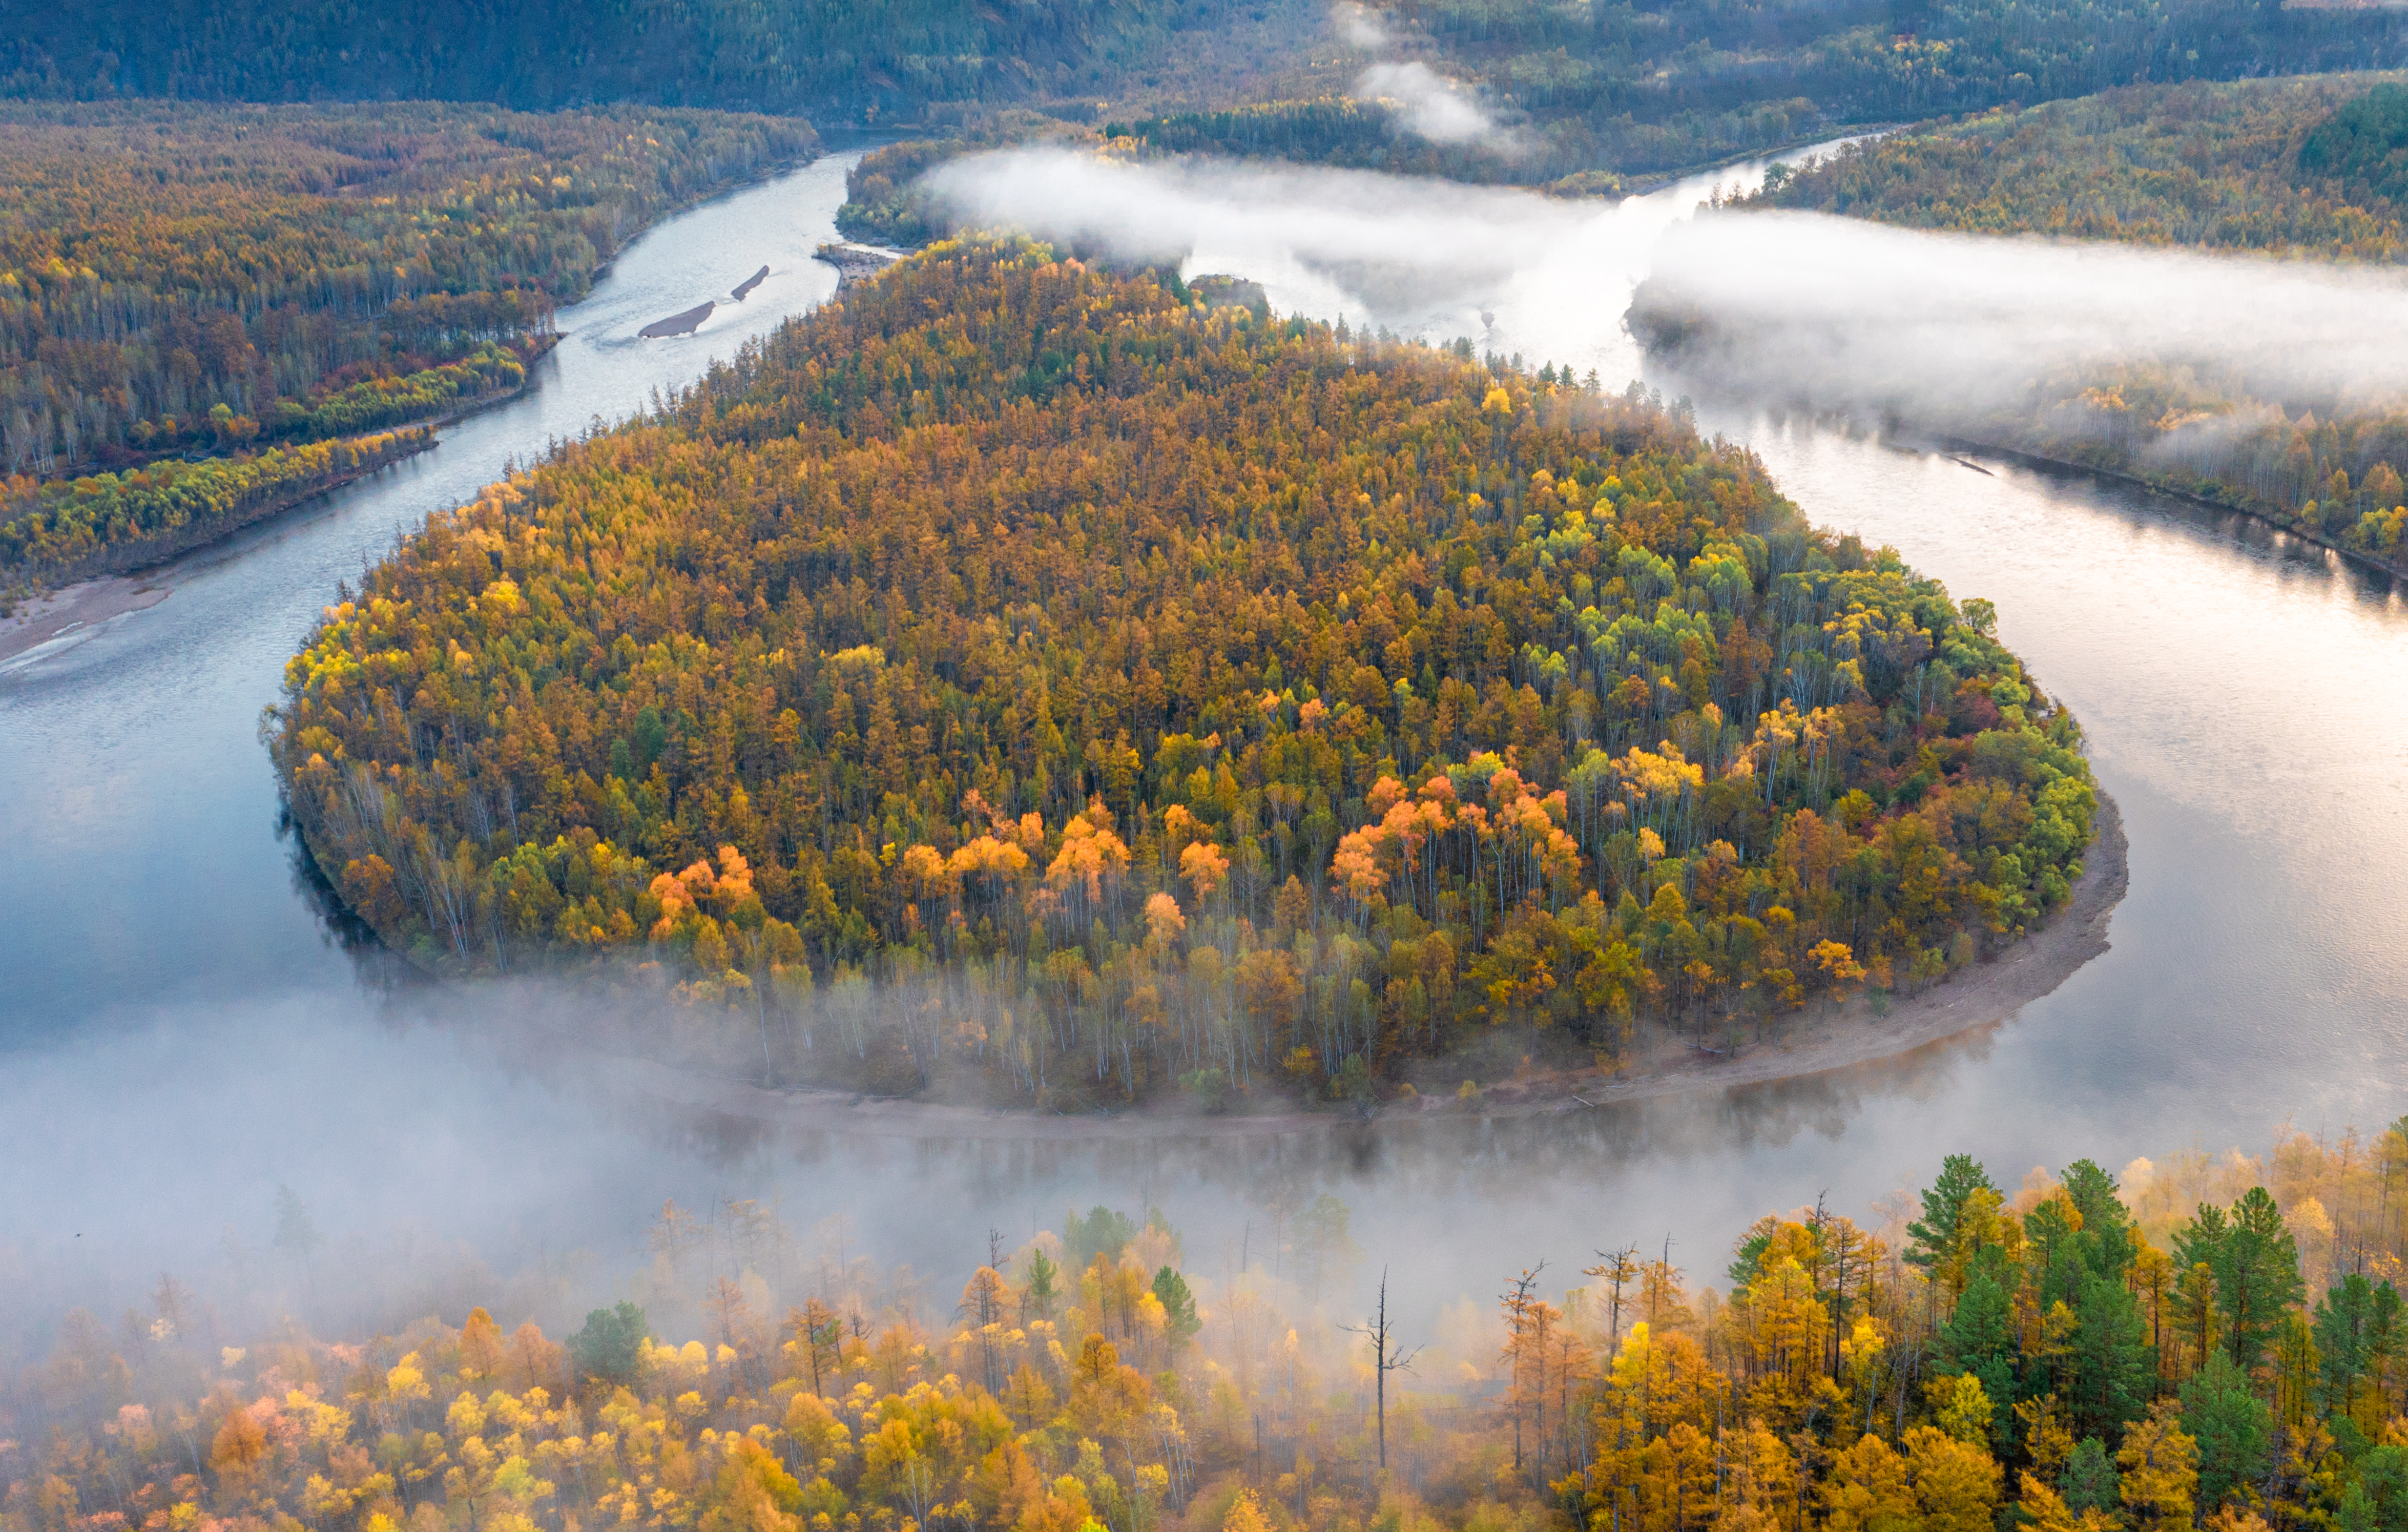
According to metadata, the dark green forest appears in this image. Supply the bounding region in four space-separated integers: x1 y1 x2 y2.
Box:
8 0 2405 182
0 0 1224 123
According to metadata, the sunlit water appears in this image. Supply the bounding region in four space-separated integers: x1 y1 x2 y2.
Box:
4 142 2405 1350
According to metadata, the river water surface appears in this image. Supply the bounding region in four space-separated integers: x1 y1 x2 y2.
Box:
3 144 2404 1341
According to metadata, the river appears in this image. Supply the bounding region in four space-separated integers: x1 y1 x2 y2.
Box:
3 142 2404 1345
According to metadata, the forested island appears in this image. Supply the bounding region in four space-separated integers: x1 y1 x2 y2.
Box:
1633 76 2408 578
0 101 816 595
271 240 2096 1108
9 1126 2407 1532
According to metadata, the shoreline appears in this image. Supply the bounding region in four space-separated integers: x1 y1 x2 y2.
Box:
0 440 433 663
0 346 575 664
1936 433 2407 586
586 794 2129 1142
814 241 906 287
0 574 176 663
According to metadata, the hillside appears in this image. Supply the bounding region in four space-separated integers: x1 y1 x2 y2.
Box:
1102 0 2408 181
1757 75 2408 258
271 239 2094 1108
0 0 1318 128
0 100 815 591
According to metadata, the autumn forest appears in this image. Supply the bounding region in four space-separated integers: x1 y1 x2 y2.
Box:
12 1127 2408 1532
263 240 2095 1107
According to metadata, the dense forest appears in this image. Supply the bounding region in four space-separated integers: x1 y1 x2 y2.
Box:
1754 76 2408 259
269 239 2094 1106
1704 76 2408 576
10 1124 2408 1532
1373 0 2406 172
837 142 982 248
0 101 815 590
0 0 1224 124
6 0 2404 185
1083 0 2408 183
1109 89 1821 185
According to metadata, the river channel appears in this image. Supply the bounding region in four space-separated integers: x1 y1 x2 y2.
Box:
3 142 2404 1340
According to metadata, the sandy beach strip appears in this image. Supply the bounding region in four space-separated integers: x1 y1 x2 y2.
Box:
0 575 173 663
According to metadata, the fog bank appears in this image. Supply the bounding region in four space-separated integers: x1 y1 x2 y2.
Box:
928 146 2408 420
1636 209 2408 417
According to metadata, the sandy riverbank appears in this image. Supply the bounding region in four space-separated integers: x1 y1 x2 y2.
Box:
592 795 2129 1141
0 574 174 663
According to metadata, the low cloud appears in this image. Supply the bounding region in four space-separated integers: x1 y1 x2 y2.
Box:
925 148 1610 328
1355 60 1503 146
1633 209 2408 418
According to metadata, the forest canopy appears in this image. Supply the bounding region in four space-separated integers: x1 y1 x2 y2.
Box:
272 239 2094 1108
5 0 2403 182
1754 74 2408 259
0 0 1219 122
7 1122 2407 1532
0 101 814 480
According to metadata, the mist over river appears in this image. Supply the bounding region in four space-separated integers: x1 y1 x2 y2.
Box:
3 142 2404 1351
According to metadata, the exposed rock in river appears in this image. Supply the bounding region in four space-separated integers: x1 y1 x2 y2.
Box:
638 300 714 338
731 264 769 300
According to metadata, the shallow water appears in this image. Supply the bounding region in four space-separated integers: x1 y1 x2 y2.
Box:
4 142 2404 1346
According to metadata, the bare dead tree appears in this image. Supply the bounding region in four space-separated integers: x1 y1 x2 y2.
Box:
1342 1267 1422 1474
1585 1243 1639 1352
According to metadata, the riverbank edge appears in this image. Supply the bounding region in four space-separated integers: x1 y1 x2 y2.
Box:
0 349 575 657
0 438 444 661
1615 123 1901 199
1937 433 2407 586
578 793 2128 1142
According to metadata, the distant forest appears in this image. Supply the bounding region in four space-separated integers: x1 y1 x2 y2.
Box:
1729 76 2408 573
272 240 2094 1107
1111 0 2408 180
0 0 1219 122
0 101 814 589
1757 74 2408 259
7 0 2404 184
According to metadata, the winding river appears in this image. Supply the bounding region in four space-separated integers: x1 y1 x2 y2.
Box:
3 143 2404 1339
